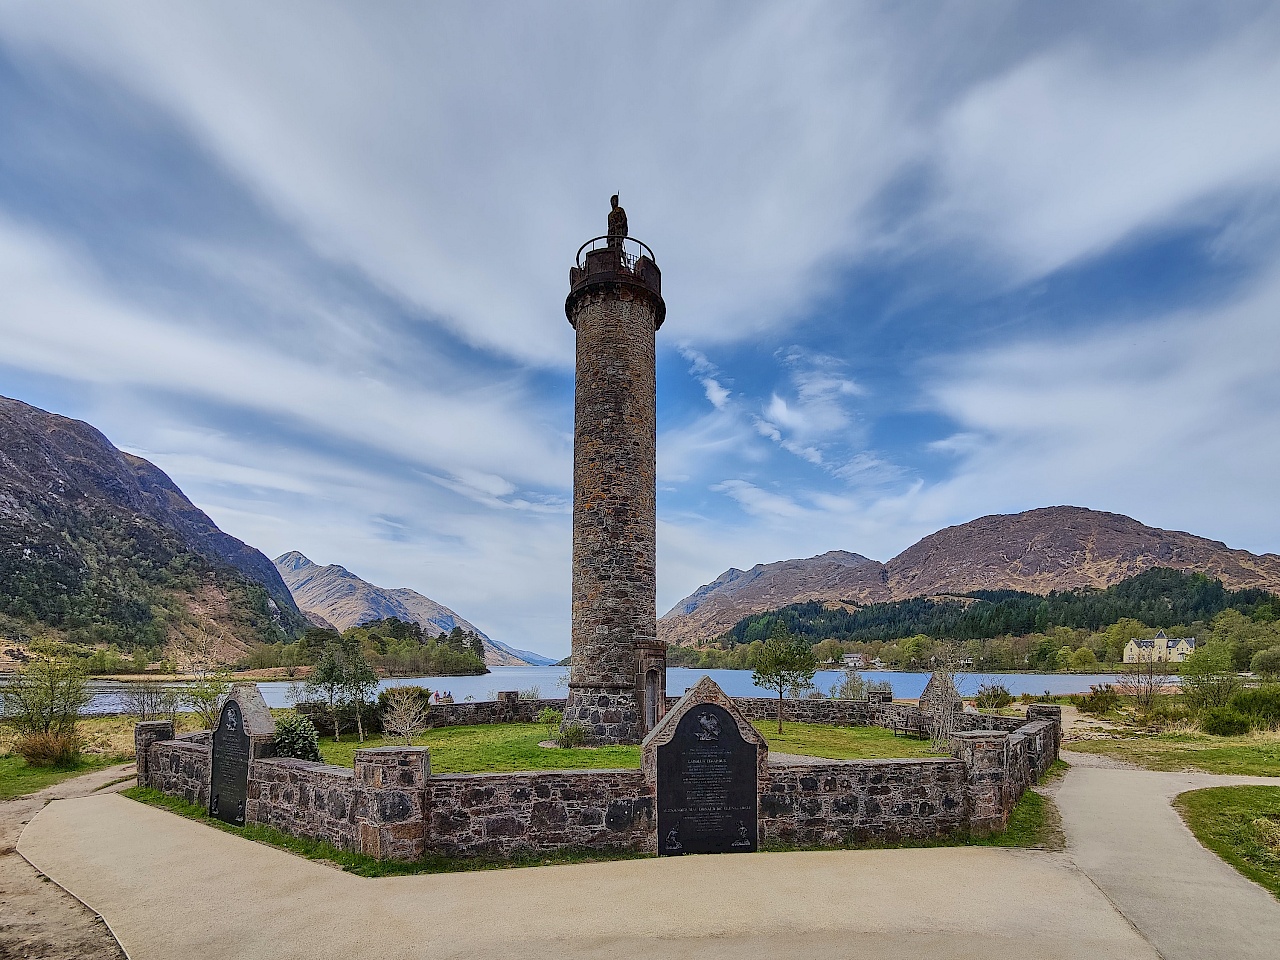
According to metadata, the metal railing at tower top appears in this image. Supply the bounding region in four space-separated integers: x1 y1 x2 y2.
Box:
575 235 658 272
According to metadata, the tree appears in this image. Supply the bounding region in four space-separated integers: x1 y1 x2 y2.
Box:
1181 642 1242 713
120 680 181 722
0 657 90 736
1117 649 1172 715
305 639 349 741
381 686 430 746
184 672 233 729
342 635 379 743
468 633 485 662
1071 647 1099 670
1251 646 1280 679
752 625 817 733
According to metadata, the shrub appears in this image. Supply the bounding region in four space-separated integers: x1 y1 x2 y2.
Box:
1230 685 1280 726
1181 642 1243 712
376 685 432 713
16 730 82 768
1140 700 1193 728
832 669 867 700
184 672 233 729
272 711 321 762
974 683 1013 709
381 687 431 746
1251 647 1280 680
1199 706 1252 737
538 707 563 739
557 722 589 748
518 686 542 700
1073 684 1121 715
294 699 382 739
0 658 90 736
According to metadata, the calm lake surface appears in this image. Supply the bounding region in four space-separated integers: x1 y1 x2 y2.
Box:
77 667 1130 714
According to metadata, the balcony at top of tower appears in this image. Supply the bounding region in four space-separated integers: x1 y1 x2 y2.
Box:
567 196 664 325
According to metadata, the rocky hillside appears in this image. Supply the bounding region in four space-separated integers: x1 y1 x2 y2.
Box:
0 396 307 660
659 506 1280 645
274 552 552 666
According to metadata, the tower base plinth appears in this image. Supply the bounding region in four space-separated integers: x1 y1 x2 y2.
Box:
561 687 642 745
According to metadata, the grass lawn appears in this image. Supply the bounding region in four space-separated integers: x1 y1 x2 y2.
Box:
0 753 131 800
1068 732 1280 776
1175 786 1280 899
316 721 947 771
755 721 946 760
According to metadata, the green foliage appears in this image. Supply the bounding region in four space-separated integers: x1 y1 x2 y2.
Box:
1230 686 1280 727
1072 683 1121 715
272 711 322 761
1181 642 1243 712
556 722 589 748
1251 647 1280 679
974 683 1014 709
538 707 562 739
720 569 1278 660
342 618 487 677
306 632 378 741
1199 706 1253 736
0 658 90 736
831 668 867 700
752 624 818 732
1175 786 1280 898
183 672 232 729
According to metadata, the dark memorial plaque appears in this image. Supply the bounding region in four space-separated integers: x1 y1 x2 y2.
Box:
210 699 249 826
656 703 757 855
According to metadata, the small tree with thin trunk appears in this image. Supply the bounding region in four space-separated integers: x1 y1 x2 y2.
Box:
306 641 348 742
751 624 818 733
381 687 430 746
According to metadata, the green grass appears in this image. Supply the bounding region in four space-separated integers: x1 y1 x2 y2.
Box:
0 753 130 800
316 721 947 771
1068 732 1280 776
756 721 947 759
121 787 650 877
1175 786 1280 899
318 723 642 771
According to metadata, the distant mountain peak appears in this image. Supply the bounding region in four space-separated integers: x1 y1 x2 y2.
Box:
273 552 555 666
658 507 1280 646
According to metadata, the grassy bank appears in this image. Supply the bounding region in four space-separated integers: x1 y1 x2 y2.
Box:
0 753 131 800
316 721 948 771
1176 786 1280 899
1067 732 1280 776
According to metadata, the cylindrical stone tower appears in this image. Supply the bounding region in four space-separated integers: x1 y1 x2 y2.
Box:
560 198 667 745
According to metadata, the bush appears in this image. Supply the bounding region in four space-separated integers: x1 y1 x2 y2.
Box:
15 731 82 767
557 722 589 748
538 707 562 740
1140 701 1193 728
1230 685 1280 726
376 685 432 713
272 711 321 762
831 669 867 700
294 699 383 739
1251 647 1280 680
1073 684 1121 715
0 658 90 736
1199 706 1252 737
974 683 1013 709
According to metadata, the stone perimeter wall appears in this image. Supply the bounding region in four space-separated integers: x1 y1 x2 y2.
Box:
136 702 1060 861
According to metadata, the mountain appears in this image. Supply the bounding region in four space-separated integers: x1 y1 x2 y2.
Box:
274 551 553 666
0 396 307 659
659 506 1280 645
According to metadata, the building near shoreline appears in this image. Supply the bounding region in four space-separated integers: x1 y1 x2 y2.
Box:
1123 630 1197 664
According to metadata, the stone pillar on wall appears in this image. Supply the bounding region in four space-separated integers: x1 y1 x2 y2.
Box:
354 746 431 861
951 731 1010 836
1027 704 1063 756
134 719 175 786
561 200 667 746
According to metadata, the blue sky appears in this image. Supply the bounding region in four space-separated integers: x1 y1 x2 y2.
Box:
2 2 1279 657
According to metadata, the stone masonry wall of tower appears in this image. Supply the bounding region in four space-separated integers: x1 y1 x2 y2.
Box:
560 207 665 745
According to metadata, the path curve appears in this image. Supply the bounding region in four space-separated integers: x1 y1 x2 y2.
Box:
1 762 133 960
1056 749 1280 960
18 791 1158 960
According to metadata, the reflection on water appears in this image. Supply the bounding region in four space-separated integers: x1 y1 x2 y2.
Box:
63 667 1135 715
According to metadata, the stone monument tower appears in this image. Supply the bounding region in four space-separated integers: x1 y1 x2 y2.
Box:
560 196 667 745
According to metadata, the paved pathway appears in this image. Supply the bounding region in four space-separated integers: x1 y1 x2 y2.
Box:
19 792 1156 960
1 763 132 960
1056 750 1280 960
14 753 1280 959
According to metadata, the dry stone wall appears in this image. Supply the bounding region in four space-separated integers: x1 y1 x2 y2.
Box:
762 758 968 844
136 702 1060 861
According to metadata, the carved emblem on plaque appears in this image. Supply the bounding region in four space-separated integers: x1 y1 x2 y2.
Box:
694 712 721 741
663 825 682 853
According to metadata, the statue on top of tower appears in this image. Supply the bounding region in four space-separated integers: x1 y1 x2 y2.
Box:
607 194 628 251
